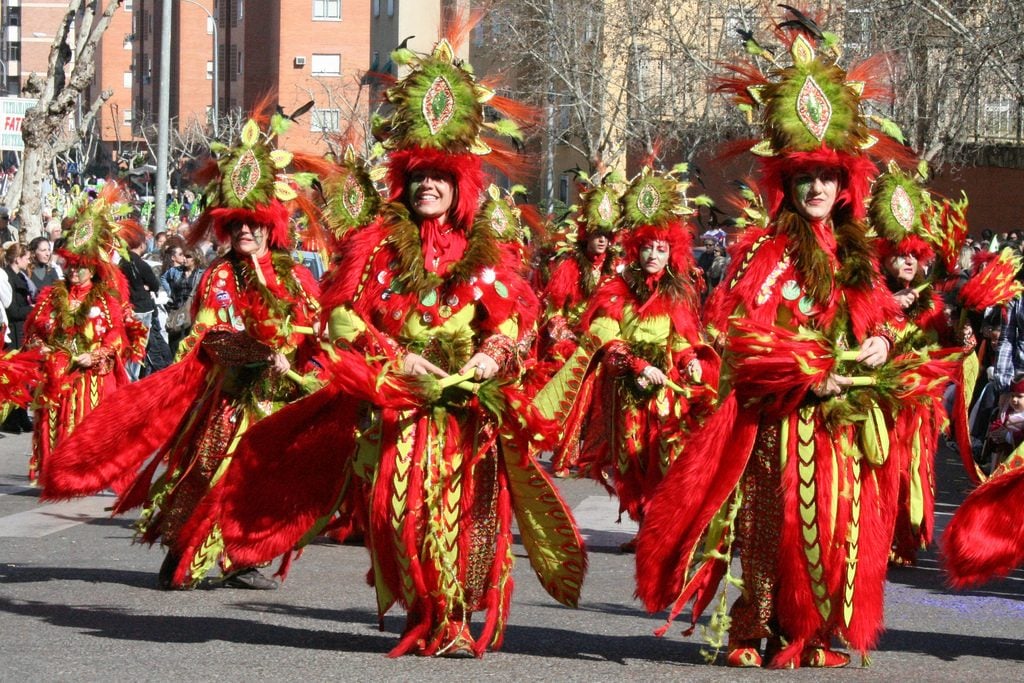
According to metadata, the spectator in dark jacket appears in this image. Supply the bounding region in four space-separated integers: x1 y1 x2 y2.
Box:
4 242 35 349
119 234 163 379
2 242 35 433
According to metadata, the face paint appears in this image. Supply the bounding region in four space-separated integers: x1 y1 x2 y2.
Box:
639 240 670 274
789 166 840 221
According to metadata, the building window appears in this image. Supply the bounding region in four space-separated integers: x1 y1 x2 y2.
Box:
311 108 341 132
558 174 569 203
123 72 132 88
124 0 134 10
313 0 341 21
311 54 341 76
207 16 215 34
123 110 133 126
372 0 380 17
206 61 214 80
387 0 394 16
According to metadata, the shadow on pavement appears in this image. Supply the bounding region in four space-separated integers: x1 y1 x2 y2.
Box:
0 565 157 588
0 595 393 652
501 622 705 665
878 627 1024 662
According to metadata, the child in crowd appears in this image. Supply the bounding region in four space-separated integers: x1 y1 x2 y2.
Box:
984 375 1024 472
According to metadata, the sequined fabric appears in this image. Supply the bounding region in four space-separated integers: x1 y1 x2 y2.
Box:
730 422 783 641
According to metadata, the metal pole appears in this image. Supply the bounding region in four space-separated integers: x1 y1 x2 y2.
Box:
154 0 172 234
180 0 218 136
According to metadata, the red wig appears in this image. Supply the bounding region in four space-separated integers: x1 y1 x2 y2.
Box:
625 219 696 275
386 146 486 232
875 233 935 264
189 199 291 250
759 145 879 221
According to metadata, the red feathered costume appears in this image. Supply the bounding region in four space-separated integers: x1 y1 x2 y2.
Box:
41 201 321 589
877 235 973 566
210 144 586 659
546 221 719 523
635 150 907 667
20 183 148 484
942 451 1024 587
26 272 147 484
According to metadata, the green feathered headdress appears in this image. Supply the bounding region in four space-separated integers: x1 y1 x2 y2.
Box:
477 183 528 245
718 10 907 163
192 100 322 248
61 181 142 270
372 39 525 157
576 169 626 235
204 114 308 210
323 144 385 239
620 164 712 230
869 162 929 245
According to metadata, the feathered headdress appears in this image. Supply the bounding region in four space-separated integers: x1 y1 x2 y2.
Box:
61 181 143 280
716 8 911 219
321 144 385 240
372 28 532 232
869 162 935 262
576 168 626 238
619 163 711 275
189 98 322 249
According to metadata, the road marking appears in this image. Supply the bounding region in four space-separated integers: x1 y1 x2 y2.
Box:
572 495 638 549
0 495 114 538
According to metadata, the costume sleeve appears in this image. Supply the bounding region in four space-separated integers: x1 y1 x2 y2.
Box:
121 300 149 362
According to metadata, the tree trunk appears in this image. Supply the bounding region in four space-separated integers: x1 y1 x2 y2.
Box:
10 147 48 241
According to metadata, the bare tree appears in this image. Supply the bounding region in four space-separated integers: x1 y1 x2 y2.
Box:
482 0 776 209
6 0 122 239
840 0 1024 165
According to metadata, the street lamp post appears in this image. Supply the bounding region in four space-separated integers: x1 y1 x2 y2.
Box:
180 0 218 137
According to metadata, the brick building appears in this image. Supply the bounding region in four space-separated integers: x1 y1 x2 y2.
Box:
132 0 370 157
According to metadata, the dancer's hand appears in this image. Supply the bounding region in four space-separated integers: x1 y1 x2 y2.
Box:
812 372 853 397
74 352 94 368
893 288 917 310
687 358 702 383
460 353 499 380
268 352 290 375
403 352 448 377
638 365 667 387
856 336 890 368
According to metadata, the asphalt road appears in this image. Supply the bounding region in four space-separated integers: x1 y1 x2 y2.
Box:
1 429 1021 681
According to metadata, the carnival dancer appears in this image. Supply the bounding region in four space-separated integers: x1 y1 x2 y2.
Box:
869 167 974 566
41 104 323 591
540 171 624 367
210 35 586 658
542 166 718 535
22 184 148 484
539 172 625 476
634 14 911 668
